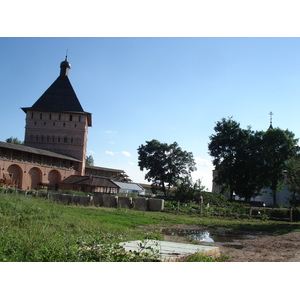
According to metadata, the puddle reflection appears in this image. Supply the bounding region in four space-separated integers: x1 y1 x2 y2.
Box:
162 228 258 248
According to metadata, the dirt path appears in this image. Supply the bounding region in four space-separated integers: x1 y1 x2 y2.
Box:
219 231 300 262
160 225 300 262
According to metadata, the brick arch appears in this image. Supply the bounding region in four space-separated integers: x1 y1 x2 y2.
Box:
28 167 42 190
48 170 61 189
7 164 23 189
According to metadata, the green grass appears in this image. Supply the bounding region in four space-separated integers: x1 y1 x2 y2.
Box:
0 193 299 261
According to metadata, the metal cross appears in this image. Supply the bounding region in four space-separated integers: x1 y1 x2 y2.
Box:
269 111 274 127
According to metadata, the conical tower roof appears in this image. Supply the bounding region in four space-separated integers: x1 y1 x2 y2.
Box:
22 57 87 115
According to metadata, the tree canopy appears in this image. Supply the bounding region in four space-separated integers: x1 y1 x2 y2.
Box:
85 155 94 166
137 139 196 198
6 137 23 145
208 117 299 205
286 154 300 207
262 128 299 205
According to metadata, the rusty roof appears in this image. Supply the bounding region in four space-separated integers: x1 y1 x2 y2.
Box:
60 175 118 188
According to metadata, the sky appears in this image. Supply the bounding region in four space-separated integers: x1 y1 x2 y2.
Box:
1 37 300 190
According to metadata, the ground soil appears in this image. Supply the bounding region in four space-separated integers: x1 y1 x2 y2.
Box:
219 231 300 262
159 225 300 262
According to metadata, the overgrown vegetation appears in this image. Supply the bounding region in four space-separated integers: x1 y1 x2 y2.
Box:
1 193 299 262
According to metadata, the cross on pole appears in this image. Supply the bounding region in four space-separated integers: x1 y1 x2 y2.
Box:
269 111 274 128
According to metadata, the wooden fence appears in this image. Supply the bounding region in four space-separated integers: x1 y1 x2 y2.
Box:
201 204 293 222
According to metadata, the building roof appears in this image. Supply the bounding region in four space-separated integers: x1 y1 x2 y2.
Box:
60 175 119 188
21 57 92 126
113 181 145 192
0 141 81 162
85 165 125 174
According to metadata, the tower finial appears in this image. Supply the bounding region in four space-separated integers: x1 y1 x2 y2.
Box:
60 54 71 77
65 49 68 61
269 111 274 129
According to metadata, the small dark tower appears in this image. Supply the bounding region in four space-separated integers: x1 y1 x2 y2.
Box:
60 56 71 77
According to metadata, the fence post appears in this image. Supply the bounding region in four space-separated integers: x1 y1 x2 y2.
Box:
249 207 253 218
290 208 293 222
200 196 203 215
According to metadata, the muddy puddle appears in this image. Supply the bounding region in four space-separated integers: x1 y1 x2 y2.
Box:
161 228 261 249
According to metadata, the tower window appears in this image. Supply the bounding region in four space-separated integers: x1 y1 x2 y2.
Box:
59 114 61 120
63 123 66 127
34 121 37 126
79 116 81 122
40 113 42 119
44 122 46 126
31 112 34 119
49 114 52 120
69 115 73 121
64 137 67 143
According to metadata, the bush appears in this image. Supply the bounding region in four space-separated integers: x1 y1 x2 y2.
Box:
201 191 228 206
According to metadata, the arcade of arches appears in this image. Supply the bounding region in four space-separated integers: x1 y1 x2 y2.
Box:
1 160 70 190
0 142 79 190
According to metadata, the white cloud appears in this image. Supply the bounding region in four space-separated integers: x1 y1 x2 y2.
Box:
104 130 117 134
121 151 132 157
195 157 213 168
192 157 214 191
105 151 115 156
87 150 95 154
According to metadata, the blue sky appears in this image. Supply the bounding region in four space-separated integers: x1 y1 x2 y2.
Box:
1 37 300 190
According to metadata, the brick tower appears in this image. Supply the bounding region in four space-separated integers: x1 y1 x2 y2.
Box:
22 56 92 175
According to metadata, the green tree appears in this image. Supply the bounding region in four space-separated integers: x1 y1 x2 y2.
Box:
208 118 256 200
262 128 299 206
137 139 196 198
209 118 269 201
209 118 299 206
85 155 94 166
6 137 23 145
233 130 267 201
173 176 205 209
286 154 300 207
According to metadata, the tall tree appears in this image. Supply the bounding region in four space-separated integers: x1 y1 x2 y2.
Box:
208 118 272 201
137 139 196 198
208 118 253 200
262 128 299 206
233 130 267 201
209 118 299 205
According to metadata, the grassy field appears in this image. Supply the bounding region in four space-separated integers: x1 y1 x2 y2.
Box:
1 193 299 262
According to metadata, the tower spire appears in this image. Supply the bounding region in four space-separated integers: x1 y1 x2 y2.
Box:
268 111 274 130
